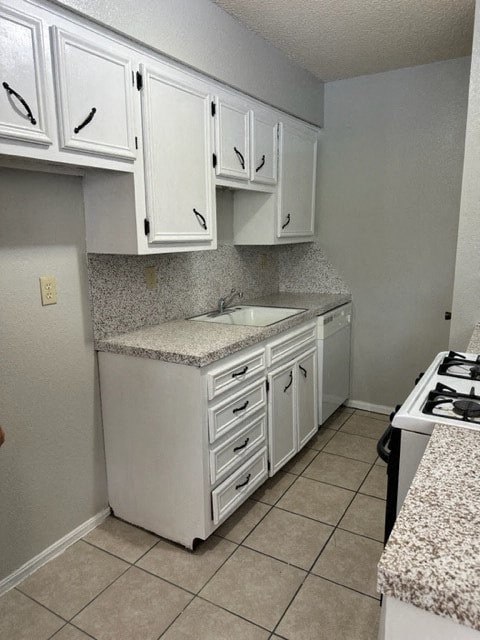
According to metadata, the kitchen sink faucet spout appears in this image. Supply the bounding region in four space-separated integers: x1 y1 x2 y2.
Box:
218 289 244 313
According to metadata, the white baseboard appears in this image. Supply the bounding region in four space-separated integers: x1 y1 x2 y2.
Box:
0 506 111 597
346 399 393 416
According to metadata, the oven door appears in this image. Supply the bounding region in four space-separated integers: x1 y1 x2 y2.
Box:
377 425 430 544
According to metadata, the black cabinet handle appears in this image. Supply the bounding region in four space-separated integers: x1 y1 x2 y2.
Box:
74 107 97 134
281 214 291 229
234 146 245 169
235 473 251 490
2 82 36 125
233 400 249 414
284 371 293 392
193 208 207 230
232 366 248 378
299 365 307 378
233 438 250 453
255 154 265 172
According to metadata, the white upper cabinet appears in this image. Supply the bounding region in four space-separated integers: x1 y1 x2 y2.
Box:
214 96 250 181
140 63 215 245
0 5 51 145
277 121 317 238
250 109 278 185
51 26 136 159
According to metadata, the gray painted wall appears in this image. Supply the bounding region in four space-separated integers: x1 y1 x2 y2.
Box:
450 3 480 350
52 0 324 126
317 58 470 407
0 169 108 581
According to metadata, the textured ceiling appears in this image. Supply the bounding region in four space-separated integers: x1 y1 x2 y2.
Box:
213 0 475 81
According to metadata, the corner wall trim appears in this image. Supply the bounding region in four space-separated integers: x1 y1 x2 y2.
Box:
345 399 392 416
0 507 111 597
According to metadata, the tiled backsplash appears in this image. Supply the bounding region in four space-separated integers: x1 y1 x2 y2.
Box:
88 241 349 340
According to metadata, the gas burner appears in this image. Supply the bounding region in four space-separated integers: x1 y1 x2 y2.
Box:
453 399 480 418
438 351 480 380
422 382 480 423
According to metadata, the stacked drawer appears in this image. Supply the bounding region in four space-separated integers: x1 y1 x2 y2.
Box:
206 347 269 525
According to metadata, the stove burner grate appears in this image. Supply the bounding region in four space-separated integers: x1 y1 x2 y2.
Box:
422 383 480 423
438 351 480 380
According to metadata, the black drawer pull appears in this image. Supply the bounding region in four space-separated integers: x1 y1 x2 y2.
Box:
281 213 291 229
74 107 97 134
2 81 36 125
284 371 293 392
299 365 307 378
233 400 249 414
193 208 207 230
255 154 265 172
235 473 251 490
234 146 245 169
233 438 250 453
232 366 248 378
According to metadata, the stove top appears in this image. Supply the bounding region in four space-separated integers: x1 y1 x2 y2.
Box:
393 350 480 435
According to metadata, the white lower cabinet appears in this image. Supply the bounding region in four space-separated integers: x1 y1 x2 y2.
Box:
268 360 296 474
97 321 317 548
267 344 318 476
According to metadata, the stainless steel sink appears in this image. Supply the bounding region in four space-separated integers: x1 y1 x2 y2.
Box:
189 305 306 327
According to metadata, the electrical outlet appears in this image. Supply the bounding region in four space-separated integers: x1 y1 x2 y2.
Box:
39 276 57 306
144 266 157 290
260 254 269 268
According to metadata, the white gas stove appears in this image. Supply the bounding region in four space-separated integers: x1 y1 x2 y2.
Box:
393 350 480 435
380 349 480 543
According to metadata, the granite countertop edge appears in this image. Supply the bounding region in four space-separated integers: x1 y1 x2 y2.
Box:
377 423 480 631
95 292 351 367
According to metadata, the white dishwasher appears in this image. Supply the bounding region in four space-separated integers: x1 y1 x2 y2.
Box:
317 303 352 424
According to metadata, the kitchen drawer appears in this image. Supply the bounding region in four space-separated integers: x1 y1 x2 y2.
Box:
266 321 316 367
208 379 266 444
211 446 268 525
206 348 266 400
210 412 266 484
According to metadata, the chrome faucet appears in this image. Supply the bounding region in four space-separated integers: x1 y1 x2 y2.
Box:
218 289 244 313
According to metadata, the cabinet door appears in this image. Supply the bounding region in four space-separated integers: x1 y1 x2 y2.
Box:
141 64 215 244
215 96 249 180
250 109 278 185
0 6 51 145
297 348 318 449
51 27 136 159
277 121 317 238
267 361 296 475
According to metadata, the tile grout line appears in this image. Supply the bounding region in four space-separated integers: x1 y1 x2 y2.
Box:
259 412 386 633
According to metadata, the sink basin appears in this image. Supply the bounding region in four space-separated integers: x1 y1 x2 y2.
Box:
189 305 306 327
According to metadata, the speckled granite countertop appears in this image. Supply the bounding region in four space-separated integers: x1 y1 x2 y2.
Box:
95 292 351 367
467 322 480 353
378 424 480 631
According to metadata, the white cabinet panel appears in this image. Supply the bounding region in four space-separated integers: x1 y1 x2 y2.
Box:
297 348 318 449
277 121 317 238
215 97 250 180
52 26 136 159
211 447 268 525
0 6 51 145
250 109 278 185
268 360 296 475
141 64 215 244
